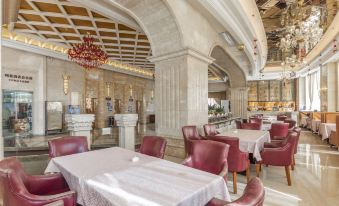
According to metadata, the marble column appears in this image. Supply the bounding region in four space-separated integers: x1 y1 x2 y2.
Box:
229 87 248 119
150 48 213 138
96 70 106 128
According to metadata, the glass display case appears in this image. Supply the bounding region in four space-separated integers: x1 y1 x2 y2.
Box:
2 90 33 147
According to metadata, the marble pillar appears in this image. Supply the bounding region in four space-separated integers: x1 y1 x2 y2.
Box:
96 70 106 128
229 87 248 119
114 113 138 150
150 48 213 138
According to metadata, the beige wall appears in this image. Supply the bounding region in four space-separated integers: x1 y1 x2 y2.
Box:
2 46 155 133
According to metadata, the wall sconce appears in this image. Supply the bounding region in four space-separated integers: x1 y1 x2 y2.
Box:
105 82 112 100
129 85 133 97
62 74 70 95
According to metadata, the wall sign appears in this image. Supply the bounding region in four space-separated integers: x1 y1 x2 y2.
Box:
4 73 33 84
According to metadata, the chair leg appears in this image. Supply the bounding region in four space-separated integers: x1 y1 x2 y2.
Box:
291 157 295 171
246 166 250 183
255 164 261 177
285 165 292 186
259 164 262 172
233 172 237 194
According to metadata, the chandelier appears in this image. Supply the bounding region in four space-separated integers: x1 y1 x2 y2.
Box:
279 2 326 60
68 34 108 69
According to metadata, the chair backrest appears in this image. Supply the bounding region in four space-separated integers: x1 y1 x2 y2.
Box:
0 157 30 205
139 136 167 159
286 132 299 155
249 118 262 126
48 136 89 158
227 177 265 206
203 124 218 137
182 126 203 156
289 128 301 154
208 136 242 172
277 115 288 121
284 119 296 129
269 123 289 139
189 140 229 175
242 123 260 130
235 120 242 129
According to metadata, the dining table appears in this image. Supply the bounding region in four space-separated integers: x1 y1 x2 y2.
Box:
319 123 336 140
261 120 284 131
45 147 230 206
217 129 270 161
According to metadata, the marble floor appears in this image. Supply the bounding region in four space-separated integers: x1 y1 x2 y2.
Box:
15 129 339 206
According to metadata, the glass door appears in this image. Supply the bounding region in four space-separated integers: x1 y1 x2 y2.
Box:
2 90 33 147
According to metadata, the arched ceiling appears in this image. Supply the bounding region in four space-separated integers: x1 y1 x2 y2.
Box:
210 46 246 88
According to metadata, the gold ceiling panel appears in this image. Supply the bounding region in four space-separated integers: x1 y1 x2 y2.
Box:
12 0 154 70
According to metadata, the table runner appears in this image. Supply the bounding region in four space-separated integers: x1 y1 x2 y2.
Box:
45 147 230 206
217 129 270 161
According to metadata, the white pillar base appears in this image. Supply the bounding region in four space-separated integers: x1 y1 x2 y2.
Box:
65 114 95 149
114 114 138 151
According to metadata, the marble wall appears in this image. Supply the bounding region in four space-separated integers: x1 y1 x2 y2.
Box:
2 46 154 134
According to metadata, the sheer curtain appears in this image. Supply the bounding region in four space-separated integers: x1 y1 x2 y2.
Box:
305 70 320 111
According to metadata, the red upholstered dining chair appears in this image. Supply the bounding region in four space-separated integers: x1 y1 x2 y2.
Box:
235 120 242 129
182 126 205 157
209 136 250 194
206 177 265 206
284 119 296 129
277 115 288 121
241 123 260 130
139 136 167 159
249 118 263 127
264 132 299 170
48 136 89 158
269 123 289 140
256 133 298 186
203 124 219 137
0 157 76 206
182 140 229 182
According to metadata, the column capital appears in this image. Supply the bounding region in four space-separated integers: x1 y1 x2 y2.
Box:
114 114 138 127
148 47 215 65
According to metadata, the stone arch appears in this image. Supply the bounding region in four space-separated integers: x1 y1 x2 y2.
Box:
108 0 184 57
209 45 247 88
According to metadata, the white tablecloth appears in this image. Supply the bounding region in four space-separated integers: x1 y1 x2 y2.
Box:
45 147 230 206
319 123 336 140
300 117 309 127
311 120 321 133
217 129 270 161
261 120 284 131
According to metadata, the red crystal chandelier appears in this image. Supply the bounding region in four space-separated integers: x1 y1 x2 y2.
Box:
68 34 108 69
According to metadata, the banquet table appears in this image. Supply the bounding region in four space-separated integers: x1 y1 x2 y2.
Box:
217 129 270 161
45 147 230 206
319 123 336 140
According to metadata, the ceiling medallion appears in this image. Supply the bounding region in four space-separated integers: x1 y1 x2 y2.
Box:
68 34 108 69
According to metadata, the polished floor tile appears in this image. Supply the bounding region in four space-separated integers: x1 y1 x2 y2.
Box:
231 130 339 206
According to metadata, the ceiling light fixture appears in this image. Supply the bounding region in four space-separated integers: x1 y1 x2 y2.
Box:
68 34 108 70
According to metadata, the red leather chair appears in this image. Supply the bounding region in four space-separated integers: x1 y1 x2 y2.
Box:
48 136 89 158
249 118 263 127
256 133 298 186
206 177 265 206
277 114 288 121
284 119 296 129
264 132 300 170
269 123 289 140
203 124 219 137
235 120 242 129
241 123 260 130
182 126 205 157
209 136 250 194
182 140 229 182
139 136 167 159
0 157 76 206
